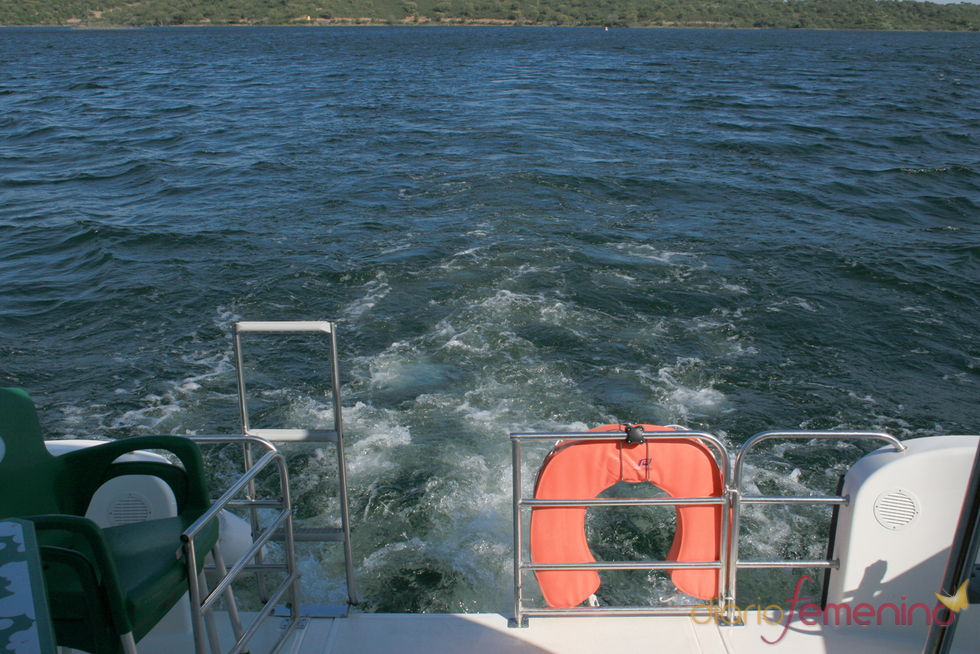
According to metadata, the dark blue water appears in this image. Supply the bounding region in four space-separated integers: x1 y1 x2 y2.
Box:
2 26 979 612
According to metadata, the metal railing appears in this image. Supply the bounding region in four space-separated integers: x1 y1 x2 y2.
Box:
727 430 905 615
511 429 731 626
510 427 907 627
183 435 301 654
218 321 916 633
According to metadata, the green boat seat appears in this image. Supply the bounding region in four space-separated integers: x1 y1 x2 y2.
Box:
0 388 219 654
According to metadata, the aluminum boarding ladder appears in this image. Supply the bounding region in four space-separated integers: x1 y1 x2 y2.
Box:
232 320 359 609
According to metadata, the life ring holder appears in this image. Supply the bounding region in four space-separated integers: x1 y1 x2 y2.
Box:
529 423 725 608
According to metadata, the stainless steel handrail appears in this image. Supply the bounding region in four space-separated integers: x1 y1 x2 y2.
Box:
528 560 722 571
727 431 906 614
524 497 726 507
182 435 300 654
511 429 731 627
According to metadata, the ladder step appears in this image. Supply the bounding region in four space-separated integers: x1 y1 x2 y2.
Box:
270 527 346 543
247 428 339 443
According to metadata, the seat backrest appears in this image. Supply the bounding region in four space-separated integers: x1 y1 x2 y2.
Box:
0 388 68 519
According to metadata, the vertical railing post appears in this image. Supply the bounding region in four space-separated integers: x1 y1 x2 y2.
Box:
276 453 302 625
233 323 267 601
329 326 359 606
721 479 737 621
725 482 743 621
512 437 524 627
182 534 207 654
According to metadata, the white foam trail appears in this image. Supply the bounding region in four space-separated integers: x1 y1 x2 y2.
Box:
344 273 391 317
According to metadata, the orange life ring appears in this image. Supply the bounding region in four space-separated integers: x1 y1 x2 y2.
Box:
529 424 723 608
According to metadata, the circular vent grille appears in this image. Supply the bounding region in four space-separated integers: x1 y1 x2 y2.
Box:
108 493 152 526
873 489 920 531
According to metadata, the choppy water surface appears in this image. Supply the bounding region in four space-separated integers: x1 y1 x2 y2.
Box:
2 26 979 611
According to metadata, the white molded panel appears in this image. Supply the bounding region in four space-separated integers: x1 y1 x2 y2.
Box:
826 435 979 636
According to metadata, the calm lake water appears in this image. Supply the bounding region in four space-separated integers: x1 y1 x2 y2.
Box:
2 26 979 611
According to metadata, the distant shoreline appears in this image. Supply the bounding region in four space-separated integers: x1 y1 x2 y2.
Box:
4 0 979 32
3 22 979 31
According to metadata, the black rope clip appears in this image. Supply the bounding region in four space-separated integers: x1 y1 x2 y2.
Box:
623 423 645 444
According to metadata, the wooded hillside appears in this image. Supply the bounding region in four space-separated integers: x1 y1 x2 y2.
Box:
2 0 979 30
